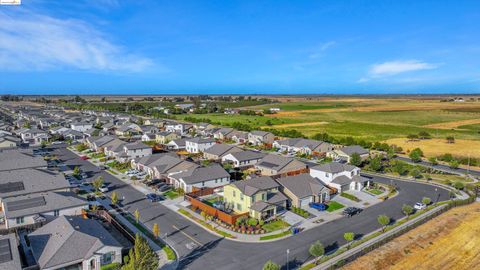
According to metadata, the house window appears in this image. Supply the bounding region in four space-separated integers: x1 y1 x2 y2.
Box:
261 193 266 201
236 203 242 211
54 210 60 216
16 217 24 224
233 190 236 197
102 252 115 264
240 194 244 201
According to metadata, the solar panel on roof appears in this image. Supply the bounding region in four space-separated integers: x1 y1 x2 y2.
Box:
0 182 25 194
7 196 46 211
0 239 13 263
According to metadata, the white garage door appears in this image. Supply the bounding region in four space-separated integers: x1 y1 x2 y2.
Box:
299 197 312 207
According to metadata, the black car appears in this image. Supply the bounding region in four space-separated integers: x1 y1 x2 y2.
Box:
147 179 162 187
146 193 165 202
158 184 172 192
342 207 363 217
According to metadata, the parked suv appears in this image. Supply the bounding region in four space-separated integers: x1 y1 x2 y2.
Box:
342 207 363 217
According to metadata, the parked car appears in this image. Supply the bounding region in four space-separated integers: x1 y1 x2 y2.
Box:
414 202 426 210
158 185 172 192
146 193 164 202
80 155 89 160
309 202 326 211
146 179 161 187
99 185 109 193
342 207 363 217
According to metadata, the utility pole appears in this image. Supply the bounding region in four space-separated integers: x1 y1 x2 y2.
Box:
286 249 290 270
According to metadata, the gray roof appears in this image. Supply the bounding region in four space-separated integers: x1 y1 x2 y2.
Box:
92 135 116 147
0 234 22 270
152 155 198 174
173 164 229 184
339 145 369 156
3 192 87 219
227 150 266 162
204 144 242 157
311 162 357 174
29 216 122 269
124 141 150 150
168 138 186 148
276 174 329 199
186 137 216 144
134 152 177 166
0 150 46 171
256 154 305 172
232 176 279 196
250 130 272 137
275 138 328 150
157 131 176 137
331 175 353 185
0 168 70 198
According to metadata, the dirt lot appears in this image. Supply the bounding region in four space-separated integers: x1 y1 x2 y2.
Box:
342 202 480 270
384 138 480 159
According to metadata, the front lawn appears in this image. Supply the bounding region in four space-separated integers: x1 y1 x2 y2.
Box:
259 230 291 240
164 190 181 200
366 188 383 195
326 201 345 212
262 219 290 233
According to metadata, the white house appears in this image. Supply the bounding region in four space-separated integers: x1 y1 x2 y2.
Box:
71 122 94 132
309 162 370 192
222 150 266 168
123 141 152 159
185 137 216 153
169 164 230 193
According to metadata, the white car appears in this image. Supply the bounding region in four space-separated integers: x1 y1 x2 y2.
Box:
414 202 426 210
99 185 109 193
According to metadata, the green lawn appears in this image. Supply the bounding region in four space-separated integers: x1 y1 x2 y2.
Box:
366 188 384 195
164 190 181 200
326 201 345 212
259 230 291 241
261 219 290 232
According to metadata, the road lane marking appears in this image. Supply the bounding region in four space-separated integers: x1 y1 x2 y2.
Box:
172 225 203 246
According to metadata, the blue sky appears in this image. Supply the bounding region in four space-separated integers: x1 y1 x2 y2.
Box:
0 0 479 94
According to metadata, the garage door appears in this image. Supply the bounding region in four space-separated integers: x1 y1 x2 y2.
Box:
299 197 312 207
341 183 350 192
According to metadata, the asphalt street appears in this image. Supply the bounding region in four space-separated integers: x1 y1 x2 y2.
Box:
54 147 450 270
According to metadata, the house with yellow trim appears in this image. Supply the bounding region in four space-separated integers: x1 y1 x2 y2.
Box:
223 176 287 220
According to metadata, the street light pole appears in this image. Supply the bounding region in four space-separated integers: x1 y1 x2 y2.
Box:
286 249 290 270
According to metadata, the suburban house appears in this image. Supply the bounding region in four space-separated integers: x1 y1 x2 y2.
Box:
223 176 288 220
310 162 371 192
327 145 370 163
71 122 93 132
86 136 115 152
28 216 123 270
203 144 243 160
221 150 266 168
0 234 22 270
230 131 248 144
169 164 230 193
255 154 308 176
166 138 186 150
139 125 159 134
155 131 180 144
19 128 49 146
1 191 88 229
63 129 85 141
141 133 156 142
143 119 164 127
123 141 152 159
273 138 333 156
276 174 330 208
185 137 216 154
165 122 192 135
151 155 199 179
248 131 274 146
0 150 48 171
213 128 235 140
115 123 141 137
0 135 21 149
194 122 215 133
131 152 178 175
102 139 127 159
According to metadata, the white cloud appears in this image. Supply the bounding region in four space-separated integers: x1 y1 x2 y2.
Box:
369 60 437 76
308 41 336 59
0 9 154 72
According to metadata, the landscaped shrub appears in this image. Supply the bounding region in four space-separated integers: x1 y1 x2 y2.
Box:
340 192 361 202
291 207 309 218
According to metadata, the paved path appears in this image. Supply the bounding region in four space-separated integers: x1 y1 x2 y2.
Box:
395 156 480 180
55 147 451 270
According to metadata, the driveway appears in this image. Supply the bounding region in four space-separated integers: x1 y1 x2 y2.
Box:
55 147 451 270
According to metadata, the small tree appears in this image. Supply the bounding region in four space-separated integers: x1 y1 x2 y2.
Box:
449 160 459 169
453 181 465 190
369 156 383 172
407 134 418 140
92 176 104 192
200 211 207 221
134 209 140 223
343 232 355 249
152 223 160 239
122 234 158 270
73 166 81 177
410 168 421 179
402 204 414 219
418 131 431 139
349 153 362 166
262 260 280 270
422 197 431 205
446 136 455 144
409 148 423 162
428 157 438 165
377 215 390 232
309 240 325 265
111 191 119 206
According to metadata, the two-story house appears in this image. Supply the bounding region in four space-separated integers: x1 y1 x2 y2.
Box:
155 131 180 144
123 141 152 159
221 150 266 168
327 145 370 163
185 137 216 154
273 138 333 156
71 122 93 132
276 174 330 208
248 131 274 146
255 154 307 176
169 164 230 193
223 176 287 220
309 162 371 192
